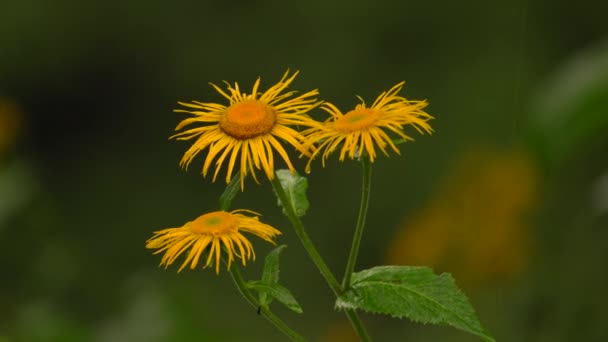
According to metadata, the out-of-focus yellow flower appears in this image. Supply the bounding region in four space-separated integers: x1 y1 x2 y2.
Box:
146 210 281 274
321 319 359 342
303 82 432 171
387 148 538 287
172 71 321 189
0 98 22 156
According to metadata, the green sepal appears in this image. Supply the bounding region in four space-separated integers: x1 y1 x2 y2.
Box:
392 138 409 145
336 266 494 342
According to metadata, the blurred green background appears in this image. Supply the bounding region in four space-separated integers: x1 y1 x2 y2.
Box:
1 0 608 341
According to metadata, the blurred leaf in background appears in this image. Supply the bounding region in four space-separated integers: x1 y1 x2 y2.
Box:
525 40 608 169
515 39 608 342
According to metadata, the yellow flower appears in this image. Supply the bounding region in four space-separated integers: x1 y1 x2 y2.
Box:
146 210 281 274
386 148 539 287
172 71 321 189
303 82 433 169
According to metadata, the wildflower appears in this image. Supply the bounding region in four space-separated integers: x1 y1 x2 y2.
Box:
172 71 321 189
146 210 281 274
303 82 433 169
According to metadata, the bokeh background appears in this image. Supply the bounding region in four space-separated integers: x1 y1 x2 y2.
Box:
2 0 608 341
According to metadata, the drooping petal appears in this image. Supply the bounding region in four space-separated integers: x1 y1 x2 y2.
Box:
146 210 281 274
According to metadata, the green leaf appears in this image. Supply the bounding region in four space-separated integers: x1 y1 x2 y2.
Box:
259 245 287 306
525 41 608 167
219 173 242 211
336 266 494 342
274 169 309 217
246 281 303 314
262 245 287 284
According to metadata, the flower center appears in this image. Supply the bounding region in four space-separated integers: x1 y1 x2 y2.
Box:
190 211 237 236
334 108 378 133
219 100 277 139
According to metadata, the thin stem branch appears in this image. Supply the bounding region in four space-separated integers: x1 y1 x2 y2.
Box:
229 265 307 342
270 176 342 295
345 309 372 341
219 173 305 341
342 157 372 288
270 174 371 342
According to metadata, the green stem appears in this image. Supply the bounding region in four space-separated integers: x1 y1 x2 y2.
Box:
345 309 372 341
229 265 307 342
342 157 373 288
270 174 371 342
270 176 342 295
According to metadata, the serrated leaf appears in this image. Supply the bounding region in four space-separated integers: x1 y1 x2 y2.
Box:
247 281 303 314
336 266 494 342
219 173 242 211
262 245 287 284
274 169 309 217
259 245 287 306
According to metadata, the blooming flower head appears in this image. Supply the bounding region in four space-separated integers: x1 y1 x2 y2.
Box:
172 71 321 189
303 82 433 170
146 210 281 273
